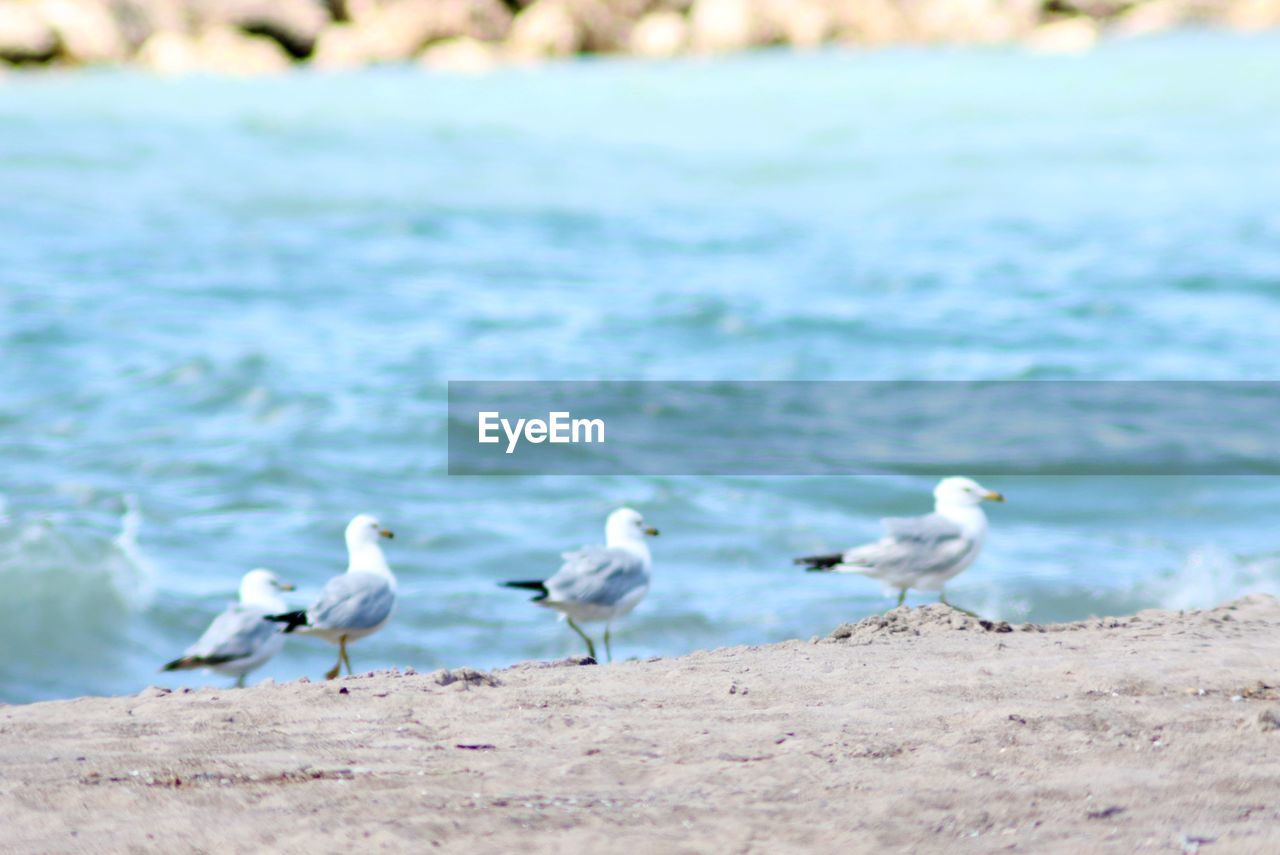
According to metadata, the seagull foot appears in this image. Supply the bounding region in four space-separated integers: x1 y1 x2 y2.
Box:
939 592 980 619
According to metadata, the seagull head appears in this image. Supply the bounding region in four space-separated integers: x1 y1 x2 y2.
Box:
240 568 294 605
934 477 1004 508
606 507 659 545
346 513 395 550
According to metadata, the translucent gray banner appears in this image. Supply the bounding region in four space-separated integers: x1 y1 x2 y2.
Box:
446 381 1280 476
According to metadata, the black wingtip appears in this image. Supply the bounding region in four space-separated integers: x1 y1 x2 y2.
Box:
500 580 550 602
795 553 843 571
161 654 236 671
265 610 309 633
500 580 547 592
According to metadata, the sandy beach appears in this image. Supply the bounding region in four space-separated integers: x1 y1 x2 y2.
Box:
3 596 1279 852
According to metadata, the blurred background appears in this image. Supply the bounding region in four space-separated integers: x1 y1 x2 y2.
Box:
2 3 1279 704
0 0 1278 71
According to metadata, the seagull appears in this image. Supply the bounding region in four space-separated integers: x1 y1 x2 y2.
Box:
162 568 295 688
795 477 1004 614
502 507 658 662
266 514 395 680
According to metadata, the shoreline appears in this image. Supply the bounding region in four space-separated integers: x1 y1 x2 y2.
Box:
4 595 1279 850
0 0 1277 77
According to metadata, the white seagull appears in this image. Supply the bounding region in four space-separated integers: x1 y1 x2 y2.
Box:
502 507 658 662
162 568 295 688
267 514 396 680
795 477 1005 614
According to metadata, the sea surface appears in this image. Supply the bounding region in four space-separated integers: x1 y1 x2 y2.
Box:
2 32 1279 704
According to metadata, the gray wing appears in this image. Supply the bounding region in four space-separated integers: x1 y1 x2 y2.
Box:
186 604 280 662
842 513 976 576
545 546 648 608
308 572 395 631
882 513 966 547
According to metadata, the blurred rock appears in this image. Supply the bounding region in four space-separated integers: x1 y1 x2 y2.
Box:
339 0 370 19
39 0 128 63
419 35 500 72
0 1 59 62
371 0 509 58
506 0 648 57
109 0 191 53
314 0 510 65
136 29 205 72
767 0 836 47
137 24 293 73
310 22 363 67
1025 16 1098 53
629 9 689 56
506 0 584 57
692 0 840 51
189 0 330 57
1112 0 1191 36
689 0 780 53
572 0 642 51
1051 0 1129 17
1226 0 1280 28
195 25 295 71
912 0 1034 43
831 0 910 44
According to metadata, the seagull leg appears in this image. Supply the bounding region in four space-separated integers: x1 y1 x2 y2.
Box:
896 590 907 608
325 638 344 681
603 624 613 663
235 674 246 689
340 637 354 675
566 617 596 661
939 591 980 618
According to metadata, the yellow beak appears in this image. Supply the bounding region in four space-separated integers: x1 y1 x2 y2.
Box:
644 527 660 536
379 528 395 539
985 491 1005 502
278 582 297 592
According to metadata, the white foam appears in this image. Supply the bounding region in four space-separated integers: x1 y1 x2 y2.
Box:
110 494 159 610
1149 545 1280 612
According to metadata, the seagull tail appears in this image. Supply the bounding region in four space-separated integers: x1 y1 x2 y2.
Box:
265 610 309 633
794 553 844 572
500 580 549 601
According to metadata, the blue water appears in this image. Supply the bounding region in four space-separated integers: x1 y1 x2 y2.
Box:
2 33 1279 704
